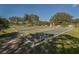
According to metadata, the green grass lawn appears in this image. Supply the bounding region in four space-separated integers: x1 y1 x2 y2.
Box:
0 25 49 37
53 27 79 53
65 27 79 38
0 25 28 35
1 26 79 53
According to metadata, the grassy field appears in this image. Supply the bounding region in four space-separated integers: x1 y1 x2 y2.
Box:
0 25 49 37
0 26 79 54
53 27 79 53
0 25 24 35
28 27 79 54
65 27 79 38
0 26 79 53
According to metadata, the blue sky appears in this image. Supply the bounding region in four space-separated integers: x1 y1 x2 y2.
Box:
0 4 79 21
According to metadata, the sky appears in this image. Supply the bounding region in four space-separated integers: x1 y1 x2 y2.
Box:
0 4 79 21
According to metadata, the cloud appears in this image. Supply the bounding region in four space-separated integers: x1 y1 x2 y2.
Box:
72 4 79 7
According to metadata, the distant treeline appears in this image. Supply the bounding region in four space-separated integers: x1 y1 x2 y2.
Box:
0 12 79 30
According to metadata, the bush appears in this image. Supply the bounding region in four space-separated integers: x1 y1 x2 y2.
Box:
61 21 70 27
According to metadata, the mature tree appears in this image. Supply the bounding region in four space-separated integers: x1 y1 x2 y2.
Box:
50 12 73 25
24 14 29 21
73 19 79 24
29 14 39 22
73 18 79 27
0 17 9 31
9 16 23 25
9 16 18 24
24 14 39 22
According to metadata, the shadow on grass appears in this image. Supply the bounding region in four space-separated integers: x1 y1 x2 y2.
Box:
0 32 19 39
0 32 79 54
29 34 79 54
51 34 79 54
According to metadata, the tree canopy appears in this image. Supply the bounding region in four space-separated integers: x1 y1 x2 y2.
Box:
72 18 79 27
50 12 73 25
73 19 79 24
24 14 39 22
0 17 9 30
9 16 23 25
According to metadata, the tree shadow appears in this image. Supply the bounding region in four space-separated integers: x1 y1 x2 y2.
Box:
53 34 79 54
28 34 79 54
0 32 79 54
0 32 19 39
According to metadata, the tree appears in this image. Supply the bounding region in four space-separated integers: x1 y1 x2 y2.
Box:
23 14 40 26
37 21 50 26
24 14 29 21
24 14 39 22
73 19 79 24
9 16 23 25
50 12 73 25
61 21 70 27
0 17 9 31
73 19 79 27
